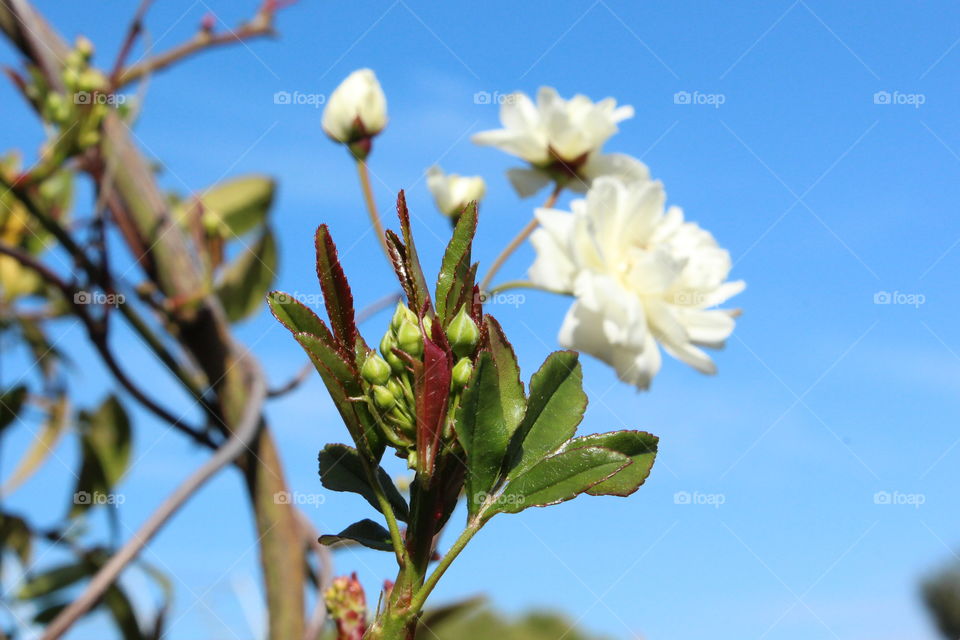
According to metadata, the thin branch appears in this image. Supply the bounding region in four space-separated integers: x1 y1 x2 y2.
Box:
0 242 216 449
40 352 268 640
109 0 156 87
479 182 563 293
355 158 391 264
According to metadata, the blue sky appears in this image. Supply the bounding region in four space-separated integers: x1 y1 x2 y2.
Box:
2 1 960 638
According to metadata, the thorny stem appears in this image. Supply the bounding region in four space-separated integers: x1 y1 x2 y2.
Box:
479 182 563 293
355 158 391 263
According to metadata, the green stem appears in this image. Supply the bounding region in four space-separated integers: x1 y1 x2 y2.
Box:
487 280 572 297
361 457 409 567
409 521 482 612
355 159 391 264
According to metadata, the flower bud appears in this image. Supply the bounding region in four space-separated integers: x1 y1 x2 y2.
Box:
372 385 396 410
324 573 366 640
427 166 486 217
322 69 387 147
380 332 405 373
75 36 94 61
446 306 479 357
361 353 391 385
396 320 423 357
452 357 474 388
390 302 417 331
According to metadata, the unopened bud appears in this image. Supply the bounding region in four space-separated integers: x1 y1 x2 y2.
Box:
451 357 474 388
324 573 366 640
446 306 479 357
372 385 395 410
396 320 423 357
75 36 94 61
390 302 417 331
361 353 391 385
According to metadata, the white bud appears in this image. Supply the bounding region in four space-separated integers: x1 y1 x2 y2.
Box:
322 69 387 144
426 166 486 217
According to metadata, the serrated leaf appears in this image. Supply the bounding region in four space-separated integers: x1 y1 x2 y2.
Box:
564 431 658 497
319 519 392 552
489 447 629 517
416 322 452 478
318 444 408 522
191 174 275 237
267 290 333 343
3 393 69 494
455 353 512 518
314 225 357 350
295 333 382 458
386 191 431 312
216 229 277 322
435 201 477 322
481 316 525 438
505 351 586 481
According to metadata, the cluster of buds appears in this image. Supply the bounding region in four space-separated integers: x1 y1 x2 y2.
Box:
324 573 367 640
360 302 480 469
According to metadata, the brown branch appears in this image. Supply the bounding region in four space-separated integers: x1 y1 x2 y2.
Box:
109 0 156 87
40 352 268 640
0 241 216 449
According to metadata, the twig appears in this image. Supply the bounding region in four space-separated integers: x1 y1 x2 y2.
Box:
355 159 391 263
40 352 268 640
109 0 156 87
0 242 216 449
479 182 563 293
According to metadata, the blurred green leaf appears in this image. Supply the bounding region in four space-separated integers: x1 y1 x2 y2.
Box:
319 519 392 552
19 560 93 599
216 229 277 322
189 174 275 238
0 513 32 570
3 393 69 494
71 395 130 515
0 386 27 432
504 352 586 481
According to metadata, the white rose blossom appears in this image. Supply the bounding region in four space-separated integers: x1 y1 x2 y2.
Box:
471 86 645 197
426 166 486 217
529 176 745 389
322 69 388 144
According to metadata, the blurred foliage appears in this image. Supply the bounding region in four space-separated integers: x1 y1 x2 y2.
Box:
923 560 960 639
413 604 611 640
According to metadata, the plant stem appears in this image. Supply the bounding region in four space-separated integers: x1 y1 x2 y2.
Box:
355 158 391 263
409 522 482 612
487 279 572 297
479 182 563 293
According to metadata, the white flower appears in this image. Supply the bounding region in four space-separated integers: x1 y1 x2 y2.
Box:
472 87 637 197
322 69 387 143
529 176 745 389
426 166 486 217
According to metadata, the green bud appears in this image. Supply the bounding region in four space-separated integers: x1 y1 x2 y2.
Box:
396 320 423 357
452 357 474 388
75 36 94 61
406 450 419 470
361 353 391 385
76 69 106 93
372 385 396 410
391 302 417 331
446 306 479 357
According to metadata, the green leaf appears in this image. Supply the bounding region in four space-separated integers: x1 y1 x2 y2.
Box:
435 201 477 322
192 174 275 237
71 396 131 516
505 351 586 481
564 431 658 497
0 513 32 570
455 353 514 518
267 290 333 343
3 393 69 494
0 385 27 432
319 519 393 552
386 191 431 312
318 444 408 522
489 447 629 517
216 229 277 322
103 584 144 640
19 561 94 599
482 316 525 438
